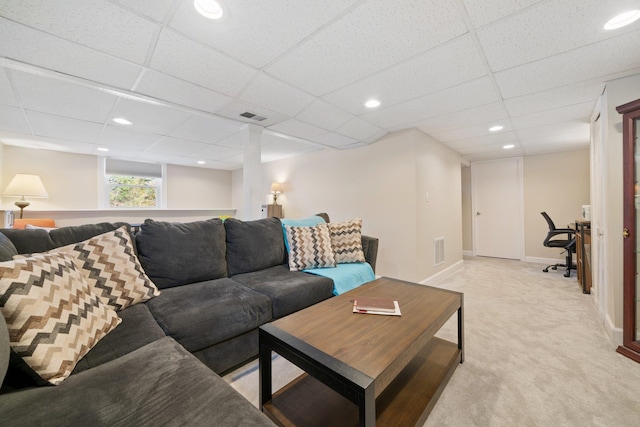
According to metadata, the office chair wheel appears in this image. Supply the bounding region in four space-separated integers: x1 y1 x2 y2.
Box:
543 267 549 272
552 266 557 270
564 271 571 278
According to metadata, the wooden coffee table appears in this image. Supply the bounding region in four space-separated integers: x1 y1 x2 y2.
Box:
259 277 463 426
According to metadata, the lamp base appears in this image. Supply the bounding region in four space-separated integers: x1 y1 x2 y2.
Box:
15 200 29 219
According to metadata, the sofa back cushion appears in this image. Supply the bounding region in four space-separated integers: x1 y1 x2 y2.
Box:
135 219 227 289
0 222 129 255
225 217 286 276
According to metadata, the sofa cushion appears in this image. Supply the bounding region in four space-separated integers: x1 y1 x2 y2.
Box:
0 337 276 426
232 265 334 318
146 278 272 352
225 217 286 276
327 218 366 264
285 223 336 271
0 222 128 255
135 218 227 289
71 303 165 375
0 233 17 262
21 226 160 311
0 253 121 385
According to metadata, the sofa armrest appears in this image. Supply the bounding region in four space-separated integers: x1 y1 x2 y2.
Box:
361 235 379 273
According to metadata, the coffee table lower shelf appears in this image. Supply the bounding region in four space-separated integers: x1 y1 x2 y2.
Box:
263 337 461 427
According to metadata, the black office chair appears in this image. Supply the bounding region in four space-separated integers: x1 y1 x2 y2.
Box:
541 212 576 277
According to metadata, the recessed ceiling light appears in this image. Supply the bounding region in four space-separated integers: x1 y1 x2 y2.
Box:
197 160 206 165
365 99 381 108
194 0 224 19
97 147 109 152
489 125 504 132
112 117 132 125
503 144 515 149
604 10 640 30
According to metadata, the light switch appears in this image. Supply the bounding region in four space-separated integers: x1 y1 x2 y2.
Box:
425 192 430 202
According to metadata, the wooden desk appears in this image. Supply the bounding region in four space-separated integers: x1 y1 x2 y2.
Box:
575 220 591 294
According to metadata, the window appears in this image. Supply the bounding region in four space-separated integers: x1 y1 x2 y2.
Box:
108 175 158 208
100 158 165 208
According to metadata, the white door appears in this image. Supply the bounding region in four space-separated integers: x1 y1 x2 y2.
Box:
471 158 524 260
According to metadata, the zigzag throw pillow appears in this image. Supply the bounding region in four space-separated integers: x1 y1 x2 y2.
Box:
285 223 336 271
0 253 121 385
16 226 160 311
327 218 366 264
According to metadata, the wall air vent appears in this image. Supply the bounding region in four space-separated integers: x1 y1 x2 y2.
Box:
240 111 267 121
434 237 445 266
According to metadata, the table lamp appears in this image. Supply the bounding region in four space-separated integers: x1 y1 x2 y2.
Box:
3 174 49 218
271 183 282 205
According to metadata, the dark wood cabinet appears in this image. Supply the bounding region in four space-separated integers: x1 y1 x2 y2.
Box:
616 98 640 363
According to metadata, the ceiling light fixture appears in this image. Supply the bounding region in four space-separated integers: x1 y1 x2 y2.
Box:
604 10 640 30
197 160 206 165
489 125 504 132
112 117 132 125
194 0 224 19
365 99 381 108
503 144 515 149
97 147 109 152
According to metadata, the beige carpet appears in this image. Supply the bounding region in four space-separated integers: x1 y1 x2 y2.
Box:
224 256 640 426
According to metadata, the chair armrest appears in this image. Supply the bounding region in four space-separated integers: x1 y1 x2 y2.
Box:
361 235 379 273
547 228 576 237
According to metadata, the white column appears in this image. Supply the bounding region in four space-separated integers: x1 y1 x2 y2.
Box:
242 124 263 220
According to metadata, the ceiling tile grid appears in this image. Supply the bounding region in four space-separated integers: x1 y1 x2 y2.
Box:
238 73 316 117
0 18 143 89
149 29 257 97
134 70 234 115
294 99 354 131
0 0 158 64
168 0 360 69
476 0 640 72
322 35 488 115
1 0 640 168
12 72 117 123
265 0 468 96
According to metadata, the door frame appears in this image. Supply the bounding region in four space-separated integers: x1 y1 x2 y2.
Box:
471 157 525 260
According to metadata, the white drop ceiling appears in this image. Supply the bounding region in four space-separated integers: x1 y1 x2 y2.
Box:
0 0 639 170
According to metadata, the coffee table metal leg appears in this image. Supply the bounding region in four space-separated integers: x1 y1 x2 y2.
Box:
358 388 376 427
458 295 464 363
259 342 272 409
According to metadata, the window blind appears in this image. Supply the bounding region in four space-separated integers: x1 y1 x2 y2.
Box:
105 159 162 178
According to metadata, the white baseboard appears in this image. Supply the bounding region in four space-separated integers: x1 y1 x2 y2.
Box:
462 250 473 257
605 314 623 348
420 260 464 286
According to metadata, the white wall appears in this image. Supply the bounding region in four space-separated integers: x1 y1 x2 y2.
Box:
523 149 591 260
1 145 234 222
166 164 232 209
246 128 463 283
601 74 640 330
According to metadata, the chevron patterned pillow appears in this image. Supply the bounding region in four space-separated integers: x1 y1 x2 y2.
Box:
285 223 336 271
16 226 161 311
328 218 366 264
0 253 121 385
53 226 161 311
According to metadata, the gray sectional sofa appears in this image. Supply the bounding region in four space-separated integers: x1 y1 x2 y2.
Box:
0 215 378 426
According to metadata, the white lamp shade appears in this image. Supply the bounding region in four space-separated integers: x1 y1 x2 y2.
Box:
3 174 49 198
270 183 282 194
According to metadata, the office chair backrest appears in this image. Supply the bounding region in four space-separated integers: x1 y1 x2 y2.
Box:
541 211 556 231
